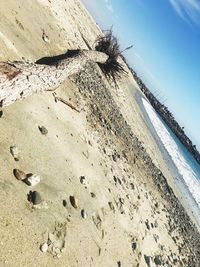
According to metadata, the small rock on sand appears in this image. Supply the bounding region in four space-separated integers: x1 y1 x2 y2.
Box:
10 145 20 161
63 200 67 207
38 126 48 135
13 169 26 180
132 242 137 251
154 255 162 265
90 192 96 198
145 220 150 230
69 195 78 209
80 176 85 184
144 255 151 267
28 191 42 205
81 209 87 219
24 174 40 186
108 201 115 212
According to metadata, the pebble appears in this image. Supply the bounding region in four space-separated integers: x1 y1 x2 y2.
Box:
113 176 117 183
132 242 137 251
117 177 122 184
10 145 19 161
154 255 162 265
112 154 117 162
28 191 42 205
40 243 48 253
13 169 26 180
90 192 96 198
108 201 115 212
69 195 78 208
130 183 135 190
38 126 48 135
42 32 50 43
144 255 151 267
145 220 150 230
80 176 86 184
80 176 88 188
63 200 67 207
25 174 40 186
81 209 87 219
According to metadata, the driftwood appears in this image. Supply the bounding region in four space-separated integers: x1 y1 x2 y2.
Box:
53 93 80 112
0 50 108 107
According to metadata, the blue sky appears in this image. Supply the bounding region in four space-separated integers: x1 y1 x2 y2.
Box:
82 0 200 150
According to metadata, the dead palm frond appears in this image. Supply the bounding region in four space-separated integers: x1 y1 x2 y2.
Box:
95 29 129 84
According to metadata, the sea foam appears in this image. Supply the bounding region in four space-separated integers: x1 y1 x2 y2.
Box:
142 98 200 208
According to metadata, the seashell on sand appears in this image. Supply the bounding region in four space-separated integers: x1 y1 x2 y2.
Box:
24 174 40 186
13 169 26 180
42 32 50 43
40 243 48 253
10 145 19 161
69 195 79 209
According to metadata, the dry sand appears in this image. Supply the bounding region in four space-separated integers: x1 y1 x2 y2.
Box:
0 0 199 266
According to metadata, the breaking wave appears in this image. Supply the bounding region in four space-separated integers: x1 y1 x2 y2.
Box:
142 98 200 208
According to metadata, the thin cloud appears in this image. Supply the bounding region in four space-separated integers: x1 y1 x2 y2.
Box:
169 0 200 25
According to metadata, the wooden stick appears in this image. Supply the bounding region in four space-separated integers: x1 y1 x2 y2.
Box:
53 93 80 112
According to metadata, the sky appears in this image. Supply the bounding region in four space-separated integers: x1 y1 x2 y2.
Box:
82 0 200 150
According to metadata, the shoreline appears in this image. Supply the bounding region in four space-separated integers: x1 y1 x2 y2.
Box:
137 93 200 231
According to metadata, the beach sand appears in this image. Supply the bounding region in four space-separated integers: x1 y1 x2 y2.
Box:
0 0 199 266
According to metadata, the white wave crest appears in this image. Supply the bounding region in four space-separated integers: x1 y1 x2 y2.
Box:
142 98 200 207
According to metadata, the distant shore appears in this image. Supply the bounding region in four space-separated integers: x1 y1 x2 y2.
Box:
127 65 200 165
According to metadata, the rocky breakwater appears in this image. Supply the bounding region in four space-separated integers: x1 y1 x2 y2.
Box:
71 62 200 266
130 70 200 165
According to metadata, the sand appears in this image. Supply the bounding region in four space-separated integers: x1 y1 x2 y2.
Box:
0 0 199 266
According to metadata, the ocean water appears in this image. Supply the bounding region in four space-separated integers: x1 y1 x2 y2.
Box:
141 97 200 227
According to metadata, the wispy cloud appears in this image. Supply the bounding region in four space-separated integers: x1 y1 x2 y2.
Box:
104 0 114 13
169 0 200 25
